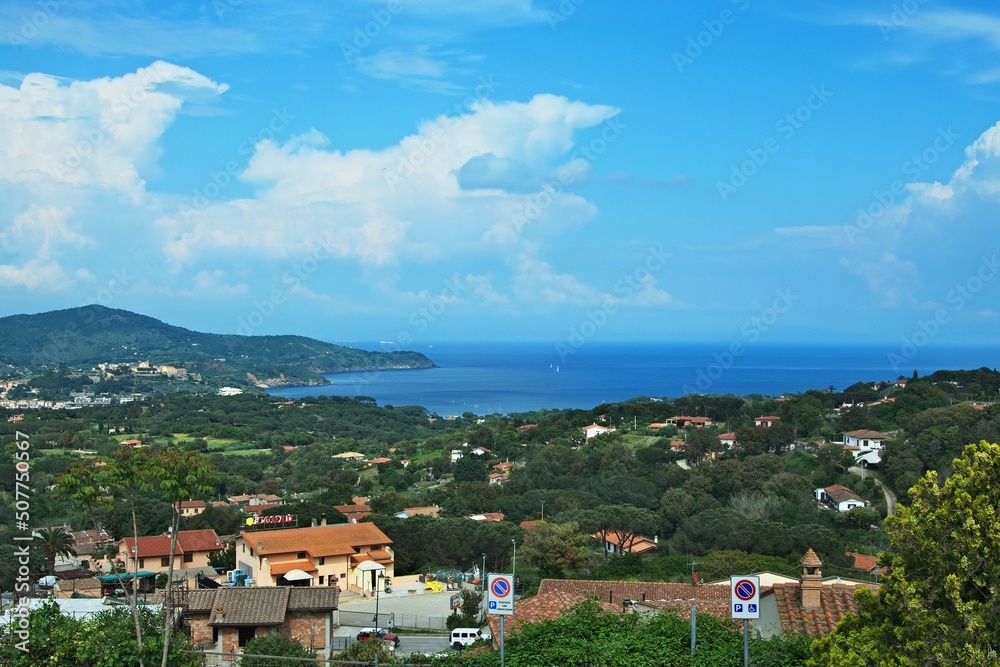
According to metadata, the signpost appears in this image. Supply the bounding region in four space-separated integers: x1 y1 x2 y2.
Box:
486 573 514 616
487 573 514 667
730 575 759 667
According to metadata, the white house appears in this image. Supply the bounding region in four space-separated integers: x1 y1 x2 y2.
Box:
581 424 614 440
843 429 888 452
815 485 867 512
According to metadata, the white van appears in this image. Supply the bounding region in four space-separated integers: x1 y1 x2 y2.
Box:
450 627 492 649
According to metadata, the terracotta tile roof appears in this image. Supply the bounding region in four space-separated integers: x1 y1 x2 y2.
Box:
176 500 206 509
246 523 391 558
184 589 218 614
822 485 864 505
122 529 221 558
538 579 732 619
486 591 619 640
595 532 659 554
843 429 889 439
287 587 340 611
182 587 340 626
269 560 319 575
764 582 876 637
368 548 393 563
849 552 883 573
212 587 290 626
333 503 372 514
399 506 440 517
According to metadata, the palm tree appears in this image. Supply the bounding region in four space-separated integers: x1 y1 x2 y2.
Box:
36 526 76 579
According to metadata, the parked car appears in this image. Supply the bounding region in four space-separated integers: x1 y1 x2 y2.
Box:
450 627 492 650
357 628 400 646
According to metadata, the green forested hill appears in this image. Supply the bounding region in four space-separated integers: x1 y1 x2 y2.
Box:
0 305 435 385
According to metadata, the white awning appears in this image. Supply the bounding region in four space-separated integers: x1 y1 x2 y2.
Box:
282 569 313 582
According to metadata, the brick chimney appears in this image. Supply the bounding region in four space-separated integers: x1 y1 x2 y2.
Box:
800 548 823 611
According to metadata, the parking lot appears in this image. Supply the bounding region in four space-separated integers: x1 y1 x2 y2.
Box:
335 577 464 655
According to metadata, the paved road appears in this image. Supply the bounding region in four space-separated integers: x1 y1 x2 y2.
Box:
850 466 897 515
398 635 451 656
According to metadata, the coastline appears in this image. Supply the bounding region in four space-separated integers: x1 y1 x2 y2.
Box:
266 341 1000 416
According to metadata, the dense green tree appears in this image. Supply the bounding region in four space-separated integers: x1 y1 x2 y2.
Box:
182 502 245 535
146 447 214 667
520 520 590 579
241 633 315 665
430 599 812 667
35 525 76 577
0 601 199 667
453 455 488 483
812 441 1000 666
685 427 722 466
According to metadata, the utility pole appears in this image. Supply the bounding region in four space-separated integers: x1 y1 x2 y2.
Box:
511 539 517 593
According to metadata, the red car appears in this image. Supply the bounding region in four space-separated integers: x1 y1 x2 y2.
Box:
356 628 400 646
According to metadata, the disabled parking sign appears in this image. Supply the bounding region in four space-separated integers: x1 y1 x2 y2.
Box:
730 575 760 620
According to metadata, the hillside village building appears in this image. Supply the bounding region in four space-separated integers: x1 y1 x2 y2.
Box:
842 428 890 466
234 521 394 593
757 549 877 637
118 529 222 575
182 587 340 657
815 485 867 512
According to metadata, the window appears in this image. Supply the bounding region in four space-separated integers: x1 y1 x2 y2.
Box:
296 552 306 559
183 553 194 563
161 557 170 567
319 557 325 565
238 627 256 647
319 576 325 584
138 559 144 568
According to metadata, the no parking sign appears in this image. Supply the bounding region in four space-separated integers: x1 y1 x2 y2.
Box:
487 573 514 616
730 575 760 620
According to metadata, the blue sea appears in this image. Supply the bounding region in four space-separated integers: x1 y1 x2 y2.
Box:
267 342 999 416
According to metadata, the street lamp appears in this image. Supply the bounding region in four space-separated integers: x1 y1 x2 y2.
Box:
373 571 384 628
511 539 517 593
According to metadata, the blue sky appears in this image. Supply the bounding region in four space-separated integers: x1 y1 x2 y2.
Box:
2 1 1000 351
